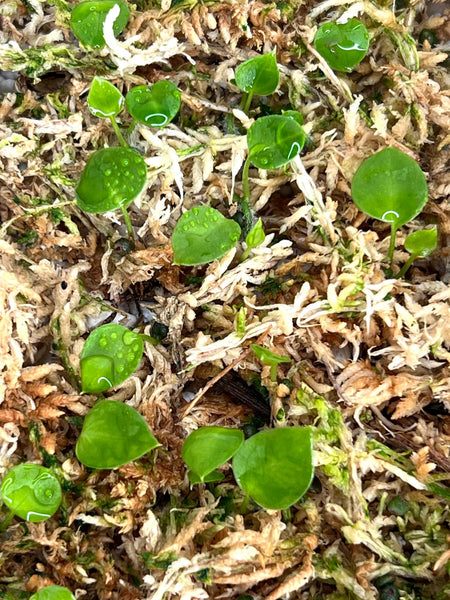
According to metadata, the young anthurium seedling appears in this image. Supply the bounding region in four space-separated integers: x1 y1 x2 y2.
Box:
396 226 438 278
314 19 370 72
76 147 147 238
232 427 313 510
351 146 428 267
235 52 279 114
80 323 144 394
126 81 181 127
30 586 76 600
251 344 291 381
76 400 160 469
241 218 265 261
0 464 62 523
87 77 127 147
182 426 244 484
70 0 130 48
172 206 241 266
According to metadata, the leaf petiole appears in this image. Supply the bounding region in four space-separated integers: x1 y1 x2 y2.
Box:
241 155 251 204
109 116 128 148
121 206 135 241
241 91 254 115
387 223 397 268
395 255 415 279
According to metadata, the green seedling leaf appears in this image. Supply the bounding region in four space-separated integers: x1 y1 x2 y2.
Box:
247 115 306 170
80 324 144 393
76 147 147 214
76 400 159 469
404 226 437 258
232 427 313 510
70 0 130 48
251 344 291 367
351 147 428 229
251 344 291 381
126 81 181 127
182 426 244 482
30 586 76 600
172 206 241 266
88 77 124 118
188 469 225 485
314 18 370 72
0 464 62 522
235 52 279 96
246 219 265 251
282 110 304 125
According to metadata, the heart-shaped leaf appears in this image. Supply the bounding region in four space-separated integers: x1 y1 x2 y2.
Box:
88 77 124 118
235 52 279 96
182 427 244 483
70 0 130 48
247 115 306 170
314 18 370 72
126 81 181 127
76 147 147 214
80 324 144 393
30 586 76 600
76 400 159 469
172 206 241 266
232 427 313 510
0 464 62 522
404 226 437 258
351 147 428 229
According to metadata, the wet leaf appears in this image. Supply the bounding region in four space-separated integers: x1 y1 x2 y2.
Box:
70 0 130 48
30 586 76 600
182 427 244 483
76 400 159 469
172 206 241 266
80 324 144 393
247 115 306 170
126 81 181 127
232 427 313 510
88 77 124 118
351 147 428 228
314 18 370 72
235 52 279 96
76 147 147 214
0 464 62 522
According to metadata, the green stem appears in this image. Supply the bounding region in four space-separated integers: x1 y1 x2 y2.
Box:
110 116 128 148
0 509 14 532
241 155 251 204
387 224 397 268
395 254 416 279
121 206 135 241
242 91 254 115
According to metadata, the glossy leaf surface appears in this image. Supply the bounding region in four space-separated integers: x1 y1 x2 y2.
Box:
76 400 159 469
70 0 130 48
351 147 428 228
235 53 279 96
126 81 181 127
232 427 313 510
80 324 144 393
314 19 370 72
0 464 62 522
404 227 437 258
76 147 147 214
247 115 306 169
182 427 244 483
245 219 265 251
172 206 241 266
30 586 76 600
88 77 124 118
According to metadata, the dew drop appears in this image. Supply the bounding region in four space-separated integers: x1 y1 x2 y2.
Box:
122 330 135 346
126 352 135 363
104 168 112 176
132 343 140 352
99 337 108 347
212 215 218 222
121 158 129 167
117 351 124 359
182 225 189 231
193 208 199 215
134 156 142 164
117 364 125 373
259 157 268 166
189 221 195 227
124 170 130 177
111 332 118 340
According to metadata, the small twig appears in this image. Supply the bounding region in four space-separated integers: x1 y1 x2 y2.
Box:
182 327 272 418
